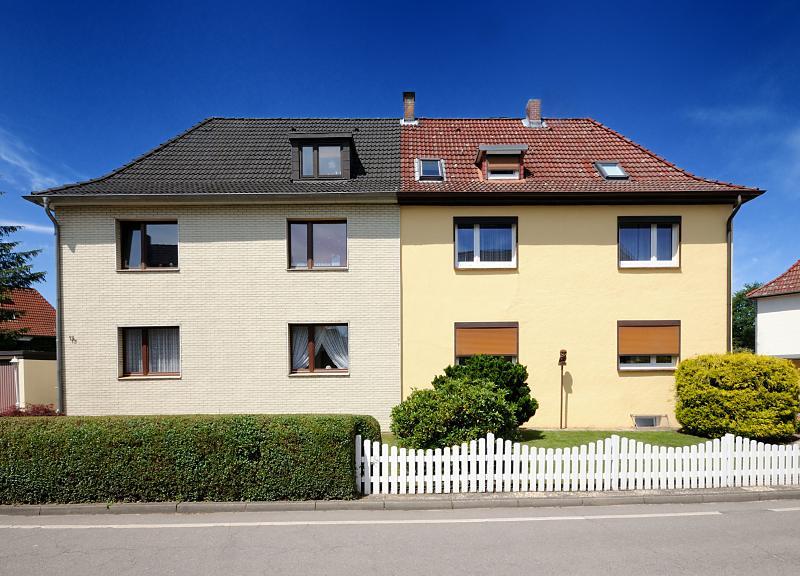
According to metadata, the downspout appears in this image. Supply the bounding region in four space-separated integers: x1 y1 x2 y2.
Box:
42 198 64 414
725 194 743 353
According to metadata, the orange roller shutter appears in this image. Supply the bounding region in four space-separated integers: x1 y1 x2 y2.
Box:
618 324 680 355
455 326 518 356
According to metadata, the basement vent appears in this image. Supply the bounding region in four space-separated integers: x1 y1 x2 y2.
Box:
632 415 663 428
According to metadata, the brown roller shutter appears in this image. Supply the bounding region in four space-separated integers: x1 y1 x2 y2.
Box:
455 325 518 356
487 155 520 172
618 322 680 355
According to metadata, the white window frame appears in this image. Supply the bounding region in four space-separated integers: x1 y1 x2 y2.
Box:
619 222 680 268
618 354 678 371
415 158 445 181
595 161 629 180
487 168 519 180
455 222 517 269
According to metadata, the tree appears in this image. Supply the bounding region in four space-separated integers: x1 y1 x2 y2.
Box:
0 193 46 348
732 282 762 352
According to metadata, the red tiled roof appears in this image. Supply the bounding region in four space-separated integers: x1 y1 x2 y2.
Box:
0 288 56 337
747 259 800 299
400 118 761 198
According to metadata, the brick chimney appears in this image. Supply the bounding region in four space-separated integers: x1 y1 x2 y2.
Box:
524 98 543 128
403 91 417 124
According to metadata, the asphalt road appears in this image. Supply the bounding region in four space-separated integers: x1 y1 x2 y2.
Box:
1 500 799 575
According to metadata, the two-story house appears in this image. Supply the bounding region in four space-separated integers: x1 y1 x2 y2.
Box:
398 94 761 429
26 119 401 424
27 95 762 429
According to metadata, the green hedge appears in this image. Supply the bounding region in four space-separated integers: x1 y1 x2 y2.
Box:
0 414 380 504
675 353 800 441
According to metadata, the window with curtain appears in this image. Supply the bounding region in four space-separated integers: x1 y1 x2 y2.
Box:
617 321 680 370
454 217 517 269
121 327 180 376
288 221 347 269
119 221 178 269
618 217 680 268
290 324 348 373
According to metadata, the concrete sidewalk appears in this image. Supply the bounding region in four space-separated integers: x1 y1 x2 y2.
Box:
1 485 799 516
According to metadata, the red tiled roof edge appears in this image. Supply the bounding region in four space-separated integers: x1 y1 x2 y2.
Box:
747 259 800 299
0 288 56 337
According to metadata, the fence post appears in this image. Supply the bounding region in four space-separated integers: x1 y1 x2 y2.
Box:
355 435 363 494
723 433 734 488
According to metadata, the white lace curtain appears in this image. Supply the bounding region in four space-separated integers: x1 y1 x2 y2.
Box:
123 328 142 374
314 325 348 369
148 328 180 373
291 325 310 370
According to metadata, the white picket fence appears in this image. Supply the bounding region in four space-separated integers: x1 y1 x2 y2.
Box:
355 433 800 495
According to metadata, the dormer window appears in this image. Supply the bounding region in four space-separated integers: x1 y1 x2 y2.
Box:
595 161 628 180
417 158 445 181
487 156 520 180
476 144 528 181
290 133 352 180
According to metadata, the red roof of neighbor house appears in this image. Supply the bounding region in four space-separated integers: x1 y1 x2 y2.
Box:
747 259 800 299
0 288 56 337
400 118 762 200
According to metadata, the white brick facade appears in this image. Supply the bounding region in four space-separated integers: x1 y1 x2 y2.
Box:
58 203 400 425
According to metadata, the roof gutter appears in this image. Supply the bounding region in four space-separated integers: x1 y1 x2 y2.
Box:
42 198 64 414
726 194 743 353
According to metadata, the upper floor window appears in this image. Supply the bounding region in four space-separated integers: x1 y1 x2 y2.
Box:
121 326 180 376
416 158 445 181
454 217 517 269
595 161 629 180
288 220 347 269
119 221 178 269
618 217 680 268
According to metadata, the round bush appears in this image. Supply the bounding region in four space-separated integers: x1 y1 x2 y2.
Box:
432 355 538 426
390 378 517 449
675 353 800 441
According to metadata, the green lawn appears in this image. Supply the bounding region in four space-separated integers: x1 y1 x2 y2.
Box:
380 429 708 450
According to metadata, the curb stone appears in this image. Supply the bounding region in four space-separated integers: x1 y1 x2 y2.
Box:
1 486 799 516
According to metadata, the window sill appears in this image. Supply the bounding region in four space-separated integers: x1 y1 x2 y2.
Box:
118 375 182 381
619 262 679 269
618 367 676 373
289 371 350 378
116 268 180 273
287 267 349 272
455 264 518 270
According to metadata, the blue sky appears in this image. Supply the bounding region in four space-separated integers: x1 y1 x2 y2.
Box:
1 0 799 304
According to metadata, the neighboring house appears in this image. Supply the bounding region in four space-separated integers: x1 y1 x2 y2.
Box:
399 94 762 429
25 94 762 429
747 259 800 368
26 119 401 424
0 288 57 411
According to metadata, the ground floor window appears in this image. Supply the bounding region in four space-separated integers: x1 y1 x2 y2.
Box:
290 324 348 372
121 327 180 376
617 321 680 371
454 322 518 364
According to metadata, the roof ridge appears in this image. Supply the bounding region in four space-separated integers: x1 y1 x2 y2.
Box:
584 118 755 191
30 117 216 195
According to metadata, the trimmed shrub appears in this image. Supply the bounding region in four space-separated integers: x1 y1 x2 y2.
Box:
0 414 380 504
390 378 518 449
433 355 538 426
675 353 800 441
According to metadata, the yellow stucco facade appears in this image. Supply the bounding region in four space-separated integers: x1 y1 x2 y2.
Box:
401 204 731 429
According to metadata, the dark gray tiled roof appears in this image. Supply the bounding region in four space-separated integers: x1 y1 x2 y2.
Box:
30 118 400 197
